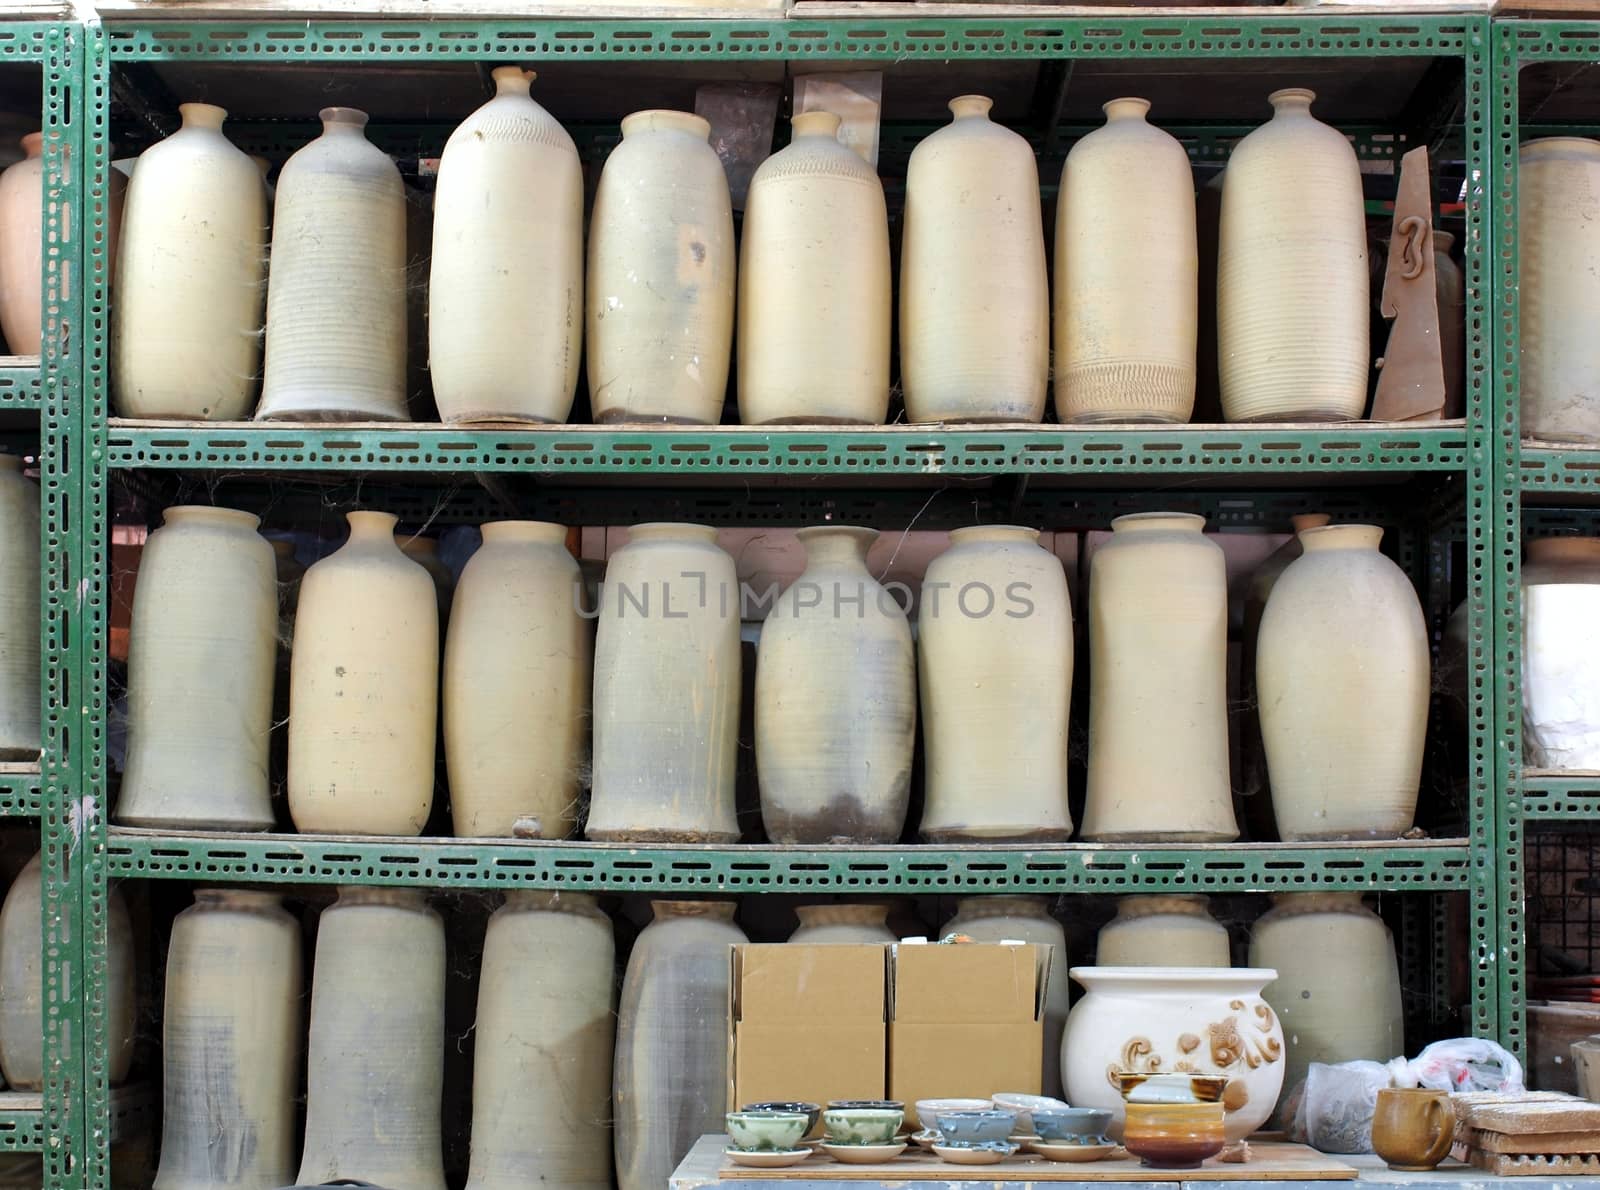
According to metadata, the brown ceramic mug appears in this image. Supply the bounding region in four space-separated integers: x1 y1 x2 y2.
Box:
1371 1088 1454 1171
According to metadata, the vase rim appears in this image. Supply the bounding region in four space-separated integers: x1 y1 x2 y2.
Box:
949 524 1040 545
481 519 567 544
1110 511 1206 533
194 887 283 908
948 94 994 119
19 132 41 157
652 897 738 920
320 106 369 132
1070 965 1276 989
1434 229 1455 250
1298 523 1383 550
1103 96 1152 119
1114 893 1211 916
1268 87 1316 111
622 109 711 140
796 524 877 549
1527 536 1600 561
491 65 536 94
1522 135 1600 158
346 509 400 537
629 521 718 544
0 454 24 473
163 504 261 531
502 889 600 913
792 109 843 138
335 885 429 909
178 102 228 130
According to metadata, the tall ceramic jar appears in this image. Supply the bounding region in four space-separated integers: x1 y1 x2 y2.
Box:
788 903 896 944
587 524 740 842
588 110 733 425
1055 98 1198 424
739 111 890 425
1081 514 1236 841
1434 230 1466 420
0 457 38 759
431 68 582 424
156 889 301 1190
1519 138 1600 440
467 891 615 1190
1218 89 1369 422
1522 537 1600 768
111 104 267 420
900 96 1047 424
288 511 437 835
1096 895 1230 968
1258 524 1429 839
0 134 43 356
257 108 407 421
917 526 1072 840
445 522 590 839
0 854 135 1089
299 887 445 1190
1248 893 1403 1116
615 900 746 1190
118 506 277 830
943 896 1071 1098
756 526 915 844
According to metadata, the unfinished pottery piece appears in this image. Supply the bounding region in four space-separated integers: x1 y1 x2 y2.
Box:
0 134 43 356
1096 895 1230 968
787 903 896 944
1522 536 1600 768
0 456 39 759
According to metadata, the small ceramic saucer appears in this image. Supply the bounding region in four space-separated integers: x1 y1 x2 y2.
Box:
912 1129 942 1150
1032 1142 1117 1164
933 1143 1018 1166
1009 1134 1042 1152
725 1148 812 1168
820 1142 908 1164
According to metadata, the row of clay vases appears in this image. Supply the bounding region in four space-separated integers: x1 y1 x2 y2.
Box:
1522 536 1600 768
0 458 38 759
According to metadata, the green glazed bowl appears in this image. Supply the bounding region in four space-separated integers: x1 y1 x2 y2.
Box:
726 1110 811 1153
823 1108 904 1146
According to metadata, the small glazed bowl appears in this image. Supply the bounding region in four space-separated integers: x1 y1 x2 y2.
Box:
915 1097 991 1128
1032 1107 1114 1145
726 1110 811 1153
823 1108 904 1147
990 1092 1069 1133
1122 1102 1226 1169
933 1109 1019 1147
829 1100 903 1112
743 1101 821 1135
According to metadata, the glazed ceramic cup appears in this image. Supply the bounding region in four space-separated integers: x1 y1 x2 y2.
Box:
743 1101 821 1134
915 1097 991 1129
726 1110 811 1152
1122 1102 1226 1169
1033 1107 1114 1144
933 1110 1019 1147
1371 1088 1454 1171
823 1108 903 1146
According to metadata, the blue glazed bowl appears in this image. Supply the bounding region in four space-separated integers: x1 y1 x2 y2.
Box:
1032 1108 1113 1145
933 1110 1019 1147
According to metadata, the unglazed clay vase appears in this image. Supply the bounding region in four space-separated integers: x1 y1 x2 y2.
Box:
1097 896 1230 968
1522 537 1600 768
118 506 277 830
756 526 914 844
445 522 590 839
1248 892 1403 1118
1258 524 1429 839
615 900 746 1190
156 889 301 1190
1434 230 1466 421
111 104 267 420
1520 138 1600 441
788 903 896 944
739 111 890 425
900 96 1047 424
257 109 407 421
288 511 437 835
917 526 1072 841
0 457 38 759
299 887 445 1190
0 134 43 356
468 892 615 1190
0 855 135 1089
1219 90 1368 422
587 524 740 842
588 110 733 425
1082 514 1236 841
432 68 582 424
944 896 1071 1098
1062 967 1285 1142
1056 98 1197 424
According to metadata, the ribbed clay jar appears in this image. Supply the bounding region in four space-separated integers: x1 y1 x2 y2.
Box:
467 891 615 1190
288 511 438 835
1218 89 1369 422
1434 230 1466 420
588 110 733 425
615 900 746 1190
257 108 407 421
1056 98 1198 424
431 68 582 424
917 526 1072 841
1522 536 1600 768
900 96 1047 424
155 889 301 1190
1082 514 1236 841
1095 894 1230 967
756 526 915 844
1248 892 1403 1116
445 521 590 839
0 134 43 356
587 524 740 842
738 111 890 425
787 903 896 944
943 896 1071 1098
0 457 39 759
111 104 267 420
1258 524 1429 840
298 887 445 1190
118 506 277 830
1519 138 1600 441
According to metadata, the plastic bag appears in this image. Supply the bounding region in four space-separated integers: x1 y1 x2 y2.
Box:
1296 1060 1392 1154
1388 1038 1525 1095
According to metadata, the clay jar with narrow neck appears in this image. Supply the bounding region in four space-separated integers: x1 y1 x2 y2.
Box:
1433 230 1466 420
1056 98 1198 424
901 96 1047 424
615 900 746 1190
118 506 277 830
787 902 896 944
431 68 582 424
917 525 1073 841
299 887 445 1190
756 526 915 844
0 134 43 356
1096 895 1230 967
156 889 301 1190
1522 536 1600 768
468 892 615 1190
739 111 890 425
112 103 267 420
258 108 407 421
0 457 39 759
588 110 733 425
1219 89 1369 422
1082 514 1236 841
288 511 438 835
1257 524 1429 840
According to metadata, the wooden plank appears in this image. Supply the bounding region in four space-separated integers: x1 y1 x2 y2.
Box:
1464 1099 1600 1136
794 1 1489 15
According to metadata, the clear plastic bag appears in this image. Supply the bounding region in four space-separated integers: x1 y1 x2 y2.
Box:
1389 1038 1525 1095
1295 1060 1392 1154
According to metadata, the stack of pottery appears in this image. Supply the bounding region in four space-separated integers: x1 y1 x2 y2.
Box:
928 1109 1017 1165
1096 895 1230 967
1116 1075 1228 1169
724 1110 813 1169
1523 536 1600 768
0 457 38 760
819 1106 907 1164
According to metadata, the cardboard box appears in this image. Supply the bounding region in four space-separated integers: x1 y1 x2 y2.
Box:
729 944 887 1123
890 943 1049 1128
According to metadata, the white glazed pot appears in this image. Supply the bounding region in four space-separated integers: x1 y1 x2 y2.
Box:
1061 966 1284 1142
